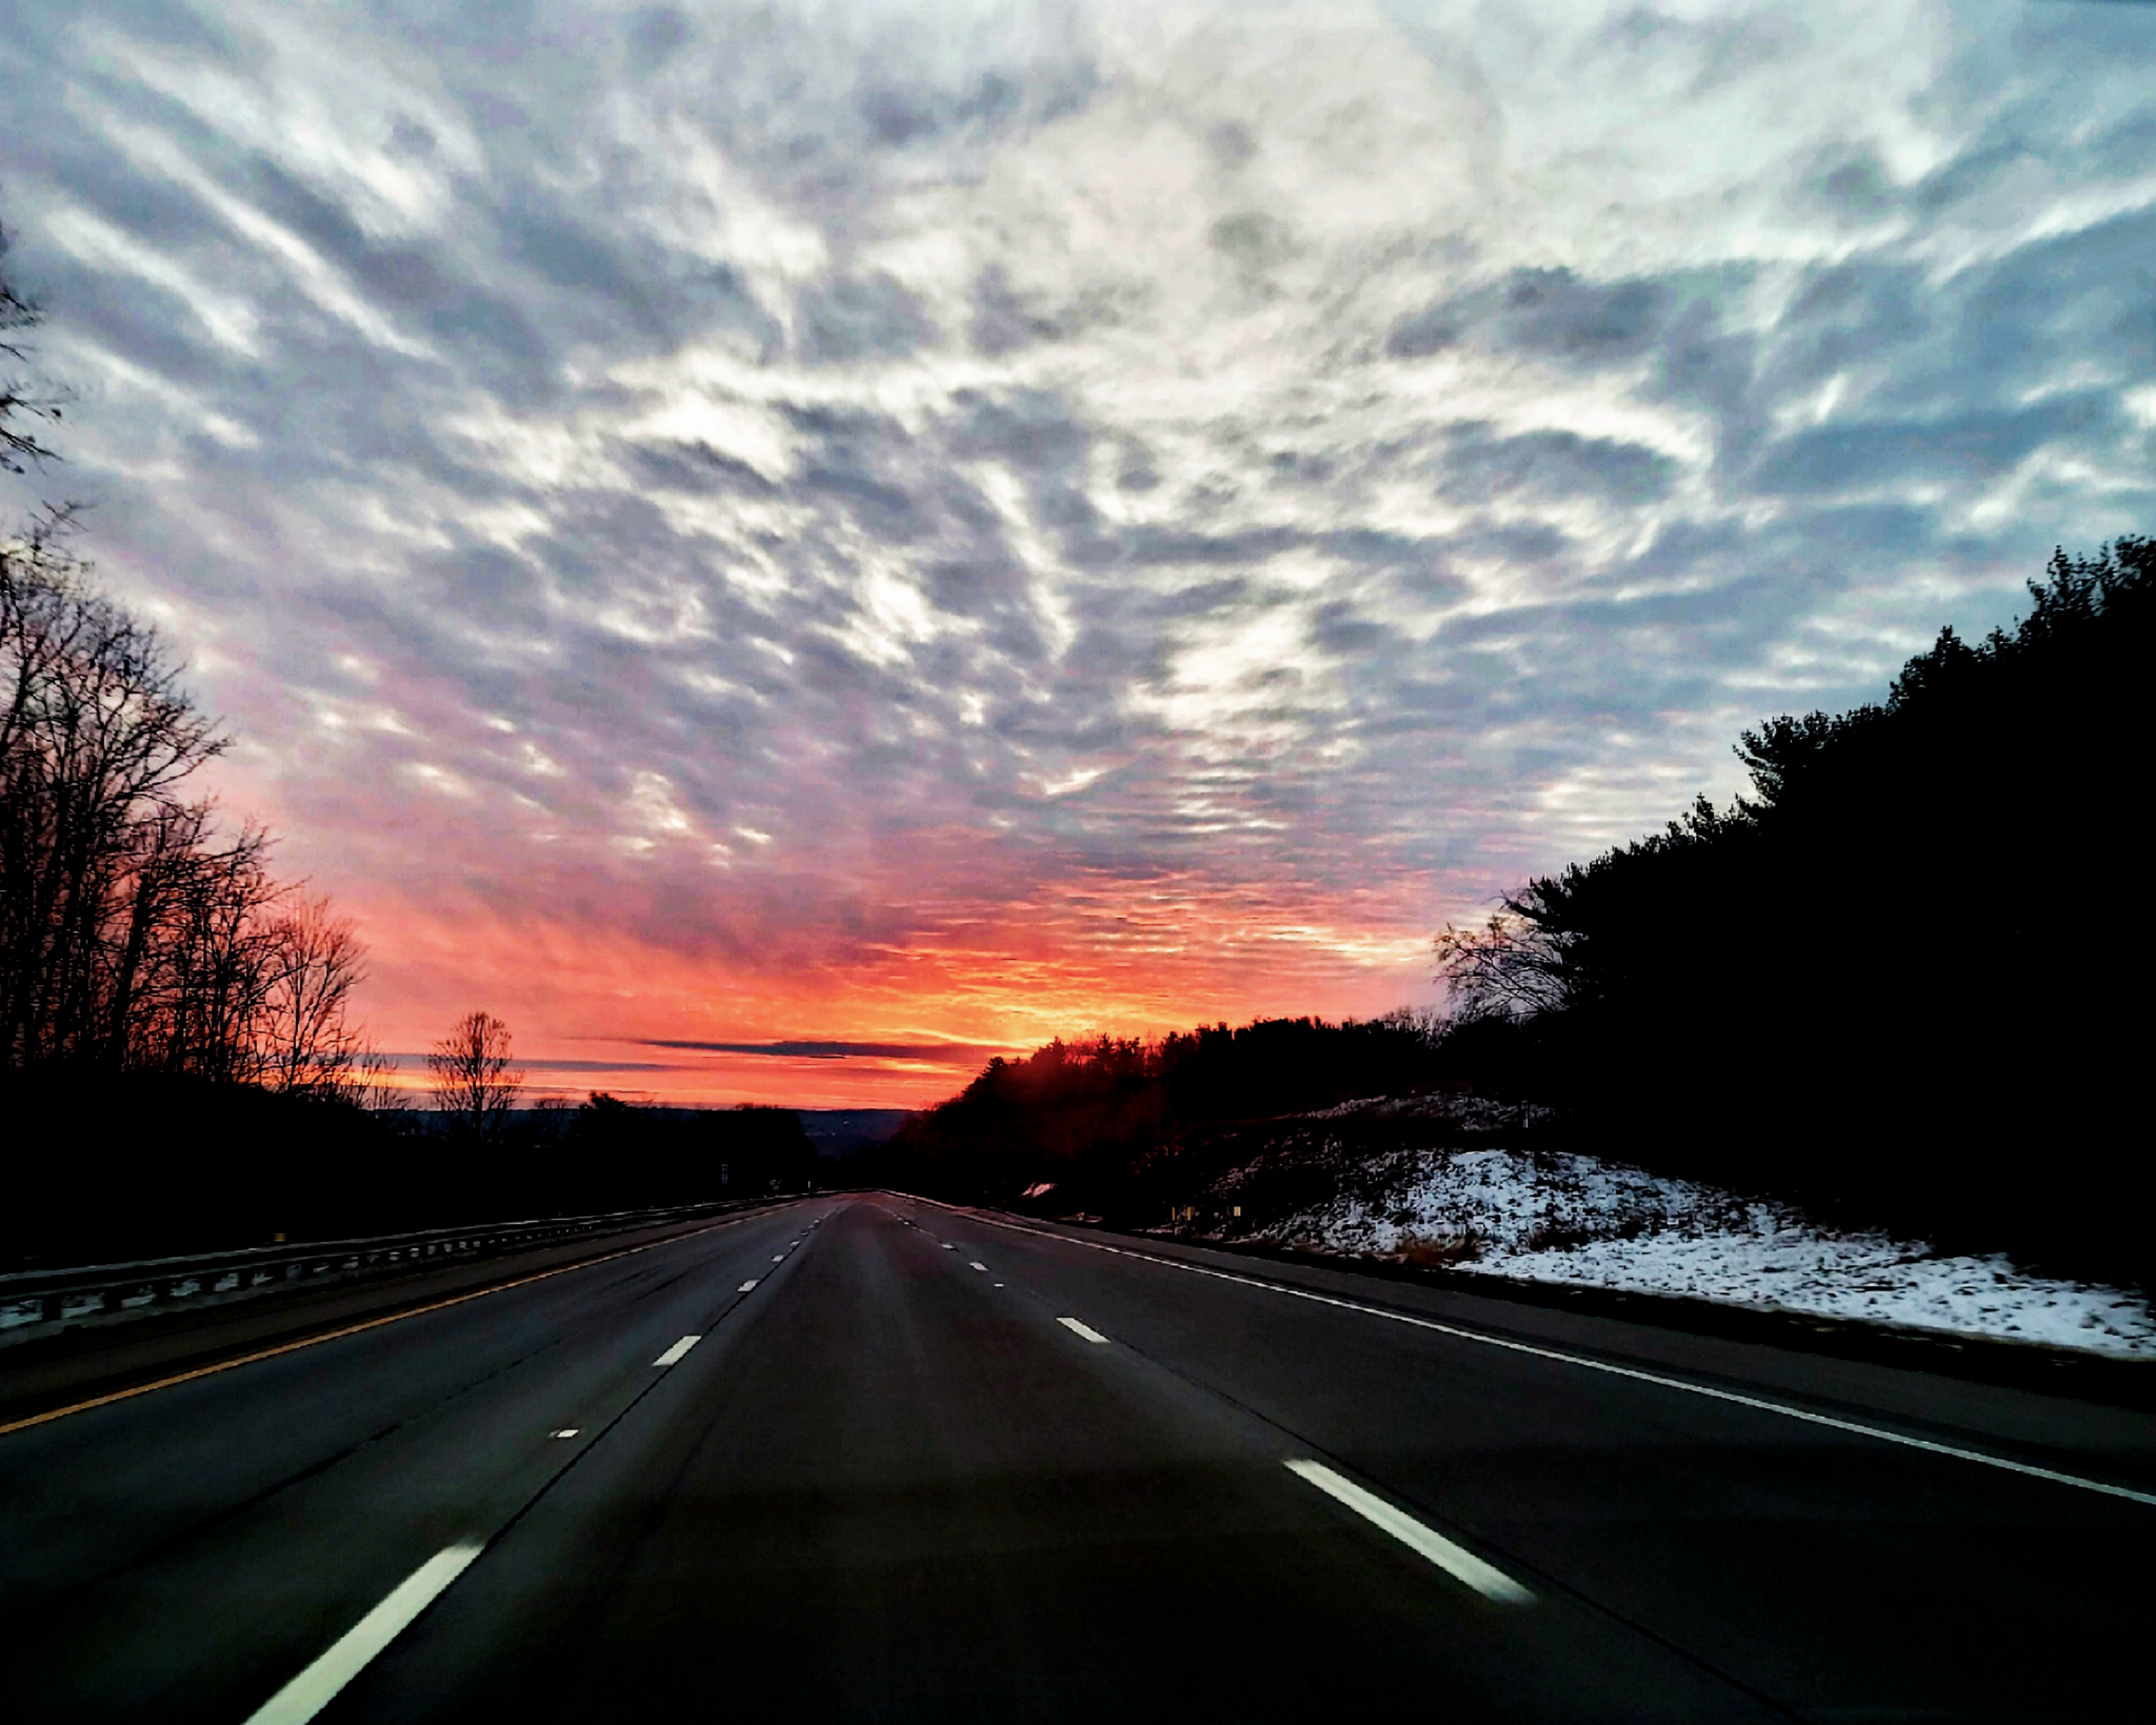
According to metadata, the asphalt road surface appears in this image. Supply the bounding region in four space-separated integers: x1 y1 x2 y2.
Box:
4 1194 2152 1722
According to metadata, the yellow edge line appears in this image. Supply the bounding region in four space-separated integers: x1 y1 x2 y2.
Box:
0 1214 754 1438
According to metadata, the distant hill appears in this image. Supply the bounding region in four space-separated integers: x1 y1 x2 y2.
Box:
378 1102 910 1161
797 1109 915 1159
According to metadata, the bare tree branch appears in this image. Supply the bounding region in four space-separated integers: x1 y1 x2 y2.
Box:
1432 909 1578 1021
259 894 369 1096
1 225 66 476
427 1010 523 1142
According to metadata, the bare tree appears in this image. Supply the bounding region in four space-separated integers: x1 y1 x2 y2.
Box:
1 521 378 1087
1 519 226 1068
158 822 282 1084
427 1010 522 1141
1 218 374 1089
1432 909 1577 1022
1 221 65 475
351 1041 397 1112
259 894 369 1096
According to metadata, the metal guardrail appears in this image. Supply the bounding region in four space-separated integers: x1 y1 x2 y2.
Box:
0 1197 772 1341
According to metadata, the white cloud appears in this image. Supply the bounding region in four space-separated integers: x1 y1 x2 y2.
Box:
3 0 2151 1011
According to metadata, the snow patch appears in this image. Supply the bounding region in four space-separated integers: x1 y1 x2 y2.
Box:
1245 1147 2156 1358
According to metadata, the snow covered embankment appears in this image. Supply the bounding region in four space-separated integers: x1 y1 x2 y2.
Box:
1239 1144 2156 1359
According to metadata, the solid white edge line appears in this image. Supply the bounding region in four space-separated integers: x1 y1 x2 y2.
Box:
923 1201 2156 1511
243 1541 483 1725
1059 1316 1111 1344
1286 1459 1534 1604
652 1333 701 1367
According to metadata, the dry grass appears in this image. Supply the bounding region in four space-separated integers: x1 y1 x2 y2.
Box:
1396 1233 1481 1267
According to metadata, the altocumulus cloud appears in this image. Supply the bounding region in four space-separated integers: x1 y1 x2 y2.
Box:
1 0 2151 1098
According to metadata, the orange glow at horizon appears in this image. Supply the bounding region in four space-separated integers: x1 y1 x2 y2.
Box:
343 867 1442 1110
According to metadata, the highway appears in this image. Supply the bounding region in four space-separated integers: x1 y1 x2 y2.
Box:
2 1194 2151 1721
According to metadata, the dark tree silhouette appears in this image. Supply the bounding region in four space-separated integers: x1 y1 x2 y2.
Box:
2 216 371 1089
428 1010 523 1142
259 895 371 1098
1 219 64 475
547 1094 817 1201
1435 539 2156 1283
876 1014 1452 1210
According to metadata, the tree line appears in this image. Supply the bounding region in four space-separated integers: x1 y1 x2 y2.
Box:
2 215 810 1268
529 1091 819 1203
867 1014 1450 1211
408 1017 819 1202
2 237 371 1096
884 541 2152 1288
1434 539 2155 1285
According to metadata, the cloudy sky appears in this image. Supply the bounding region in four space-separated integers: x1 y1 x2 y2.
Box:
3 0 2151 1104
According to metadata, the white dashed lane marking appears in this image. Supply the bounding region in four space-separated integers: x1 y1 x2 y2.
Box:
1286 1459 1534 1605
738 1280 758 1292
940 1202 2156 1512
652 1335 701 1368
242 1542 484 1725
1058 1318 1111 1345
